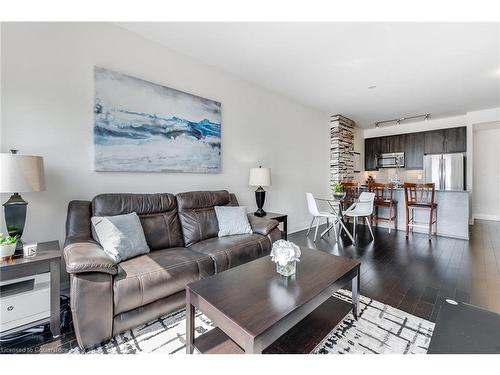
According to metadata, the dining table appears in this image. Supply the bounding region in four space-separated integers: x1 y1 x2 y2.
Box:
315 194 355 243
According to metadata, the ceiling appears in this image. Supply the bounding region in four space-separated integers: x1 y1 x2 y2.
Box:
118 22 500 128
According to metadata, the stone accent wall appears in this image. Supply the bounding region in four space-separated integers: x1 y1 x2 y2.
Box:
330 114 356 184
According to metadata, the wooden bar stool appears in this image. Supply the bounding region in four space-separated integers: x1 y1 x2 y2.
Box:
341 181 359 210
341 182 359 224
368 182 398 233
403 182 437 240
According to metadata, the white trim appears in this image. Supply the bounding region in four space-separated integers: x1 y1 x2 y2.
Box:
288 217 470 240
473 213 500 222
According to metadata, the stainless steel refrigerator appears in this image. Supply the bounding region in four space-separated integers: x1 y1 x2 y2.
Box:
423 153 465 191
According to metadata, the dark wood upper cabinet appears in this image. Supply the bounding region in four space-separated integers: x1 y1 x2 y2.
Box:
424 129 446 155
388 134 405 153
444 127 467 153
377 134 405 154
404 132 425 169
364 137 379 171
378 136 389 154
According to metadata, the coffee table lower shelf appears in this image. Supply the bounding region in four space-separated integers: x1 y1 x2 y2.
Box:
193 296 352 354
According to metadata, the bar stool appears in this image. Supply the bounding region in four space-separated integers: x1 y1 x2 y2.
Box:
403 182 437 240
368 182 398 233
341 181 359 211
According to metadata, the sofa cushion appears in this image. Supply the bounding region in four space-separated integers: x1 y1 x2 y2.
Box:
91 212 150 263
92 193 184 250
113 248 214 315
176 190 234 246
214 206 252 237
188 233 272 273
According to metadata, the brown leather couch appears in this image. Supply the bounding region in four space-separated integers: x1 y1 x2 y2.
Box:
63 190 281 350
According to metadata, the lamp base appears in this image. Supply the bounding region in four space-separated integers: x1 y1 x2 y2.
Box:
254 187 267 217
3 193 27 255
254 208 267 217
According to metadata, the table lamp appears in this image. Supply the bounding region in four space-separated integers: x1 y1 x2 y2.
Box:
249 166 271 217
1 150 45 251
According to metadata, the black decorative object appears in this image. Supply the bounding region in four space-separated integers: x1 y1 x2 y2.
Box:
249 166 271 217
3 193 27 250
254 187 266 217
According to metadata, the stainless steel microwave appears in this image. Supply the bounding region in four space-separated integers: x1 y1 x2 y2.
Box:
377 152 405 168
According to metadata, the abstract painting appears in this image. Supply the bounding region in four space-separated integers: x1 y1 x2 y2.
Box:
94 67 221 173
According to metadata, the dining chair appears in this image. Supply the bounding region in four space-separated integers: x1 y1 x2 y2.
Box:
343 192 375 244
305 192 340 242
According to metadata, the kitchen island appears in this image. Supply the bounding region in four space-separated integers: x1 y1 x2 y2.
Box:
360 187 470 240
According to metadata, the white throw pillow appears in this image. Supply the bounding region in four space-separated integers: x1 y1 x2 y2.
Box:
91 212 150 263
214 206 253 237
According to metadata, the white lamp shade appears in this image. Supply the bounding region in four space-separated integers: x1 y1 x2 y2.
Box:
249 167 271 187
0 153 46 193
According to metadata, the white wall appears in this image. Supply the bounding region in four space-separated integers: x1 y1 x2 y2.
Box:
466 107 500 197
0 22 330 248
472 123 500 221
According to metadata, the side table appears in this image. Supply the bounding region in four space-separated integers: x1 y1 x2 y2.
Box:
250 212 288 240
0 240 61 338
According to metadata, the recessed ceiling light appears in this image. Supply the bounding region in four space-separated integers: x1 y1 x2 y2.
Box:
368 85 377 89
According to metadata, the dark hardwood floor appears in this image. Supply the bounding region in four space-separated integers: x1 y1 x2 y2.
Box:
289 219 500 321
2 219 499 354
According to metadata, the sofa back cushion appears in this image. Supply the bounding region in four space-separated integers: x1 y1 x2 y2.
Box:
92 193 184 250
176 190 235 246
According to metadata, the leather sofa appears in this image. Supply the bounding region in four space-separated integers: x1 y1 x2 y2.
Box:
63 190 281 350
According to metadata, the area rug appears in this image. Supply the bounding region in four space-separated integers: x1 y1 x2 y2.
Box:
70 290 434 354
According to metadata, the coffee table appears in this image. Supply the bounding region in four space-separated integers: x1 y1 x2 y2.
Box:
186 248 360 354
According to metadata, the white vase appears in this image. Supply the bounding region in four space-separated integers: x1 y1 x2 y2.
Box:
0 242 17 258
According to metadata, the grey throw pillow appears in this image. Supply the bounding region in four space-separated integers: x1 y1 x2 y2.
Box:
214 206 253 237
91 212 150 263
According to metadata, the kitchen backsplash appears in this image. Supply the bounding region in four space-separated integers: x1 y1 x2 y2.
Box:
362 169 424 184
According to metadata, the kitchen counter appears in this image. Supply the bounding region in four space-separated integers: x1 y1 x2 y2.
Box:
357 186 470 240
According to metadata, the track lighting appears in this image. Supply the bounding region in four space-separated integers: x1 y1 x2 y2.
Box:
374 113 431 128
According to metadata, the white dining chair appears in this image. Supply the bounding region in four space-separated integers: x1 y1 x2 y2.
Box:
343 192 375 244
305 193 340 242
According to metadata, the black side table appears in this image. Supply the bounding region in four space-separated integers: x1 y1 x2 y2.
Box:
250 212 288 240
0 241 61 338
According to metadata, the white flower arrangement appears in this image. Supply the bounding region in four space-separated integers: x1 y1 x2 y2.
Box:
270 240 301 266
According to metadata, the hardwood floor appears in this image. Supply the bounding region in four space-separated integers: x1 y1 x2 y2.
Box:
289 219 500 321
1 219 499 353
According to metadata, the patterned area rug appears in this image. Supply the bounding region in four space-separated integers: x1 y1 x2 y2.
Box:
70 290 434 354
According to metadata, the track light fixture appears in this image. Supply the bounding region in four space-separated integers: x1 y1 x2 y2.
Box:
374 113 431 128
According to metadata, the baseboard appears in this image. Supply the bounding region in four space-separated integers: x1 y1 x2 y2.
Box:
288 217 469 240
473 214 500 222
288 219 316 235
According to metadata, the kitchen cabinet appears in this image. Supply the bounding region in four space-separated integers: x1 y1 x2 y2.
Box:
388 134 405 153
363 126 466 171
444 127 467 153
404 132 425 169
364 137 379 171
424 129 446 155
377 134 406 154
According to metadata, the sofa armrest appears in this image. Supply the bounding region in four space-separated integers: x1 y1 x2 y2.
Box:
248 214 279 236
64 239 117 275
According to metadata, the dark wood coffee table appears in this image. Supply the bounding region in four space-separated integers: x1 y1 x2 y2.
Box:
186 248 360 354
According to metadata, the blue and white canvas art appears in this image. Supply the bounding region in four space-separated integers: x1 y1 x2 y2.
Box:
94 67 221 173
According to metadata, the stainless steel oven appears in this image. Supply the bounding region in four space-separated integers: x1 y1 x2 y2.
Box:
377 152 405 168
